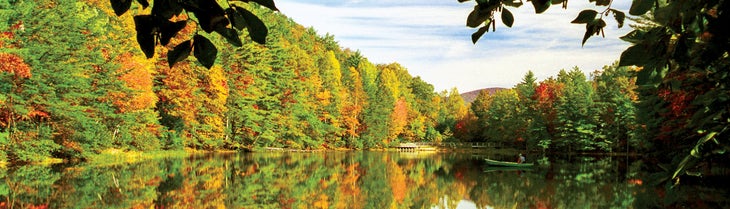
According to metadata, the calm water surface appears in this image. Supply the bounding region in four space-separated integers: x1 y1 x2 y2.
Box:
0 151 667 208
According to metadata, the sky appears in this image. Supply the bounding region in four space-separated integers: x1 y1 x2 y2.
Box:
276 0 634 92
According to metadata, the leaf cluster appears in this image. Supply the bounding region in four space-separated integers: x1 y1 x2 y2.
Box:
111 0 278 68
461 0 519 43
459 0 625 45
570 8 624 46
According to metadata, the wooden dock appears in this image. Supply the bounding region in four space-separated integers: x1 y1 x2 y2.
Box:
396 142 503 152
396 143 437 152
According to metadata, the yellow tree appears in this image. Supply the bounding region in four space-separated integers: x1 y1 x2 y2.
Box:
341 66 365 148
318 51 346 145
197 65 229 148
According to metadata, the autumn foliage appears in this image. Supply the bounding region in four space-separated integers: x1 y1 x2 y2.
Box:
0 53 31 79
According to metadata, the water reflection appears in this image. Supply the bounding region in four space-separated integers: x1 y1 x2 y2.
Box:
0 152 648 208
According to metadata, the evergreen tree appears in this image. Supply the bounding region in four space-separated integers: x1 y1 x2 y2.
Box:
592 63 639 152
555 68 601 152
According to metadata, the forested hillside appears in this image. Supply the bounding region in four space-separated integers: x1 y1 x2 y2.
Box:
460 87 505 104
0 0 464 163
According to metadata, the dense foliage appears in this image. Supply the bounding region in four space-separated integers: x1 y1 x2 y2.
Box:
0 0 460 163
619 1 730 187
457 65 640 154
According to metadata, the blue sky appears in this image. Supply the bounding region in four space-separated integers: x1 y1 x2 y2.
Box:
277 0 633 92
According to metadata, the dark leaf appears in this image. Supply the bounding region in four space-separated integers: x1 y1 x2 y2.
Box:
193 35 218 69
238 7 268 44
152 0 184 19
160 21 187 46
501 8 514 27
111 0 132 16
183 0 229 33
596 18 606 28
581 19 606 46
582 26 594 46
611 9 625 28
471 24 490 44
168 40 192 68
243 0 278 11
215 27 243 47
596 0 610 6
571 10 598 24
226 7 248 30
619 44 653 66
629 0 653 15
136 0 149 9
133 15 154 33
620 30 645 43
466 6 489 28
531 0 550 14
207 15 230 33
458 0 471 2
136 33 156 58
134 15 156 58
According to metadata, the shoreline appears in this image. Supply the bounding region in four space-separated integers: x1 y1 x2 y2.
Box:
0 146 643 168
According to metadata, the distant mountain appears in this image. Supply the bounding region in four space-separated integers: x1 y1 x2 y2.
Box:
460 88 507 103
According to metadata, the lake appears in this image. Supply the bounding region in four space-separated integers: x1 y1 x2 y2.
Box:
0 151 723 208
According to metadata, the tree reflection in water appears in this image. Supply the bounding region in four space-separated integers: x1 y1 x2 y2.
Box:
0 152 726 208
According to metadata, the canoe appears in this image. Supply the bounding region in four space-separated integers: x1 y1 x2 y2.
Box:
484 158 534 167
483 166 533 173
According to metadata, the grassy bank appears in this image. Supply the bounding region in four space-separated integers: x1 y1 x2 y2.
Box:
85 148 241 166
0 148 238 168
85 149 188 166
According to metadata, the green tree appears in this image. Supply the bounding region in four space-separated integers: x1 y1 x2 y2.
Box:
220 39 274 148
437 88 468 141
515 71 538 151
361 66 398 147
555 68 602 152
592 63 639 152
483 89 524 146
409 77 439 141
469 89 493 142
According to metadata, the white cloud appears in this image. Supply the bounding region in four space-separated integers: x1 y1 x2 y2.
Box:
277 0 633 92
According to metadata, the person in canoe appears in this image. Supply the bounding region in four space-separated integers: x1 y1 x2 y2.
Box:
517 153 526 164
